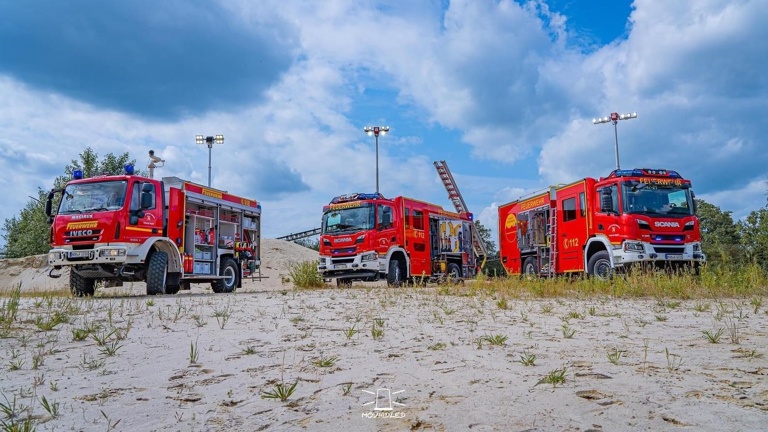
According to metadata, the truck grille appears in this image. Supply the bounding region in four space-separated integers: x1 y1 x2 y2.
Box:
64 229 103 243
332 247 356 255
653 246 685 254
331 258 355 264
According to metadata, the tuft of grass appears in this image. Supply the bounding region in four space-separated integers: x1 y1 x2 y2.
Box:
261 381 298 402
540 368 567 387
71 327 91 342
288 261 325 288
189 340 200 364
91 329 116 346
665 348 684 371
496 298 509 310
79 352 105 371
39 395 59 418
480 334 508 346
370 325 384 341
311 355 339 368
212 305 231 330
8 359 24 371
241 346 257 355
428 342 447 351
607 348 625 365
654 314 668 322
750 297 762 314
98 341 123 357
561 324 576 339
702 328 724 344
341 383 353 396
518 350 536 366
342 325 358 340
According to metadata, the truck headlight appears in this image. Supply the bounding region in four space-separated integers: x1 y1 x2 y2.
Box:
623 241 644 253
48 252 61 261
318 257 326 265
99 248 126 257
361 252 379 262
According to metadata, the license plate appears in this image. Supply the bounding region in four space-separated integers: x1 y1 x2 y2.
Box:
68 251 91 259
665 254 683 260
334 264 347 269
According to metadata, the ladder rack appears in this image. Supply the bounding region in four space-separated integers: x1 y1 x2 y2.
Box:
433 160 488 263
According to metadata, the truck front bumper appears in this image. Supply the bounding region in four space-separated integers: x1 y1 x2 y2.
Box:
317 254 382 280
48 246 132 267
612 241 706 267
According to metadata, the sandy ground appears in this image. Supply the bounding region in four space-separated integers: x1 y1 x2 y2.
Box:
1 240 767 431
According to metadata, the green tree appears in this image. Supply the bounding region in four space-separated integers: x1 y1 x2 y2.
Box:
738 207 768 267
694 198 742 264
1 147 140 258
474 220 497 257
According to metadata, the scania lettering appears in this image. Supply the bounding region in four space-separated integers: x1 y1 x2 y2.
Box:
317 193 480 287
498 168 705 280
46 165 261 296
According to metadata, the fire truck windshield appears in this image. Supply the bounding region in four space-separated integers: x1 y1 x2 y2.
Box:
322 203 375 233
621 181 694 217
58 181 128 214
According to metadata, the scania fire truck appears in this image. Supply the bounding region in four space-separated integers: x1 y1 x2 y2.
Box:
498 168 705 279
46 165 261 296
317 193 479 286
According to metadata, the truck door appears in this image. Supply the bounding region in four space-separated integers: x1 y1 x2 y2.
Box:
558 190 587 272
406 207 430 276
125 180 164 241
375 203 397 259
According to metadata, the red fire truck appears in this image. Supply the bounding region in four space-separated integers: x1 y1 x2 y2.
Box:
317 193 479 286
498 168 706 279
45 165 261 296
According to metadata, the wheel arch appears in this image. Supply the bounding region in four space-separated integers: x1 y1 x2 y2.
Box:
132 238 182 273
384 247 410 276
584 236 613 270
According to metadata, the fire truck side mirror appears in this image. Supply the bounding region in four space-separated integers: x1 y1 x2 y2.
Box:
44 190 54 218
600 187 615 214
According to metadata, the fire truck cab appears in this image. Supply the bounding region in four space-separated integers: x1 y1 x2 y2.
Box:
498 168 706 279
317 193 478 286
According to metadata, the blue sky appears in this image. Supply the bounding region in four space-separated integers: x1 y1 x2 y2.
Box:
1 0 766 246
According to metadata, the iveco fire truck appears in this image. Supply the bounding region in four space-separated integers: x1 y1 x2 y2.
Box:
317 193 478 286
46 165 261 296
498 168 705 279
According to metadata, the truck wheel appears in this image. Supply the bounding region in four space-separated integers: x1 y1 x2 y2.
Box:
165 284 180 295
446 263 462 284
522 257 538 279
587 251 613 281
70 271 95 297
336 279 353 288
146 251 168 295
387 259 403 287
212 258 239 293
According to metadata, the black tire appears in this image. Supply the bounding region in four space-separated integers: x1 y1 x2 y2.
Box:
587 251 613 281
336 279 353 288
146 251 168 295
212 258 239 293
387 258 403 287
446 263 462 284
165 284 181 295
522 257 538 279
70 270 95 297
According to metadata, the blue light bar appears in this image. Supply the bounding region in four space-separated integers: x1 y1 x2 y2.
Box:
330 192 384 204
124 164 134 175
73 170 84 180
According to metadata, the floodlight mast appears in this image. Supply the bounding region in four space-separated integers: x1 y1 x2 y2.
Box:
195 135 224 187
592 112 637 170
363 125 390 194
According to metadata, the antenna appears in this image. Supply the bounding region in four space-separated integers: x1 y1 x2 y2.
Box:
147 150 165 179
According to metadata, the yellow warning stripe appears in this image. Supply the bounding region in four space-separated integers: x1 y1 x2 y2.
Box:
125 227 154 233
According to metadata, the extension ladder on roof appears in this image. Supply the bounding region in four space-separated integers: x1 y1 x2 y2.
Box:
433 160 488 264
